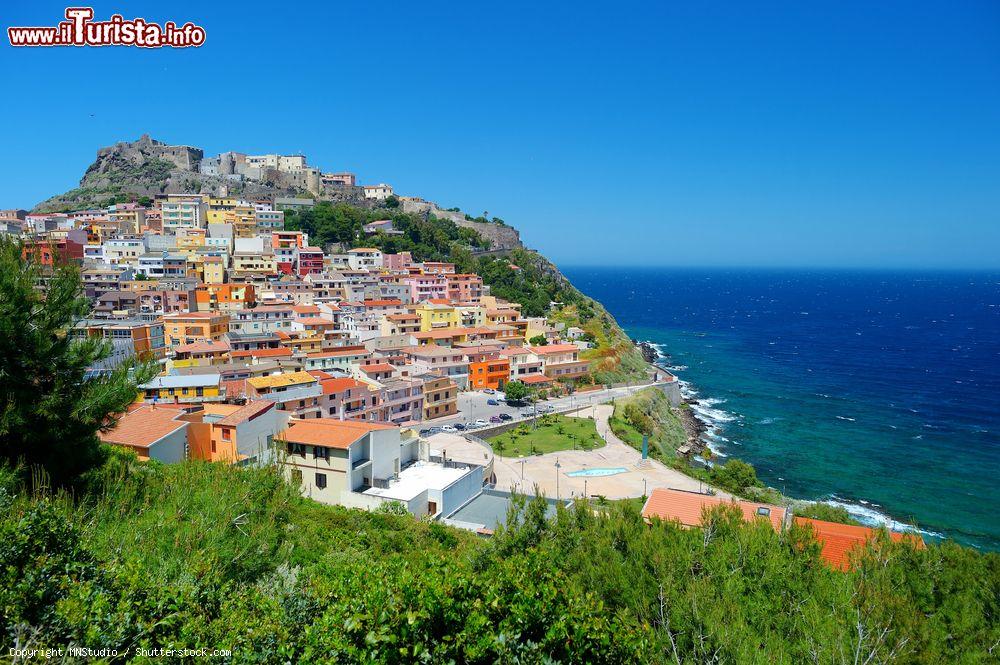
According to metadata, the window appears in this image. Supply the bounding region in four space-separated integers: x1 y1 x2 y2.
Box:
314 446 329 461
221 427 231 441
756 507 771 517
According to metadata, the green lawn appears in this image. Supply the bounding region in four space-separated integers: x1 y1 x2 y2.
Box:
487 414 604 458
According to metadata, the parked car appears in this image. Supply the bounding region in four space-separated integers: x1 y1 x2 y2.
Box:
453 423 467 431
487 399 499 406
419 429 432 436
441 425 457 433
474 419 489 427
483 388 496 394
498 413 513 421
489 415 503 423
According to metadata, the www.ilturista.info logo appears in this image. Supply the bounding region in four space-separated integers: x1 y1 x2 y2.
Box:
8 7 206 48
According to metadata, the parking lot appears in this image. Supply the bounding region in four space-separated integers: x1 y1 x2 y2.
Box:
418 383 657 437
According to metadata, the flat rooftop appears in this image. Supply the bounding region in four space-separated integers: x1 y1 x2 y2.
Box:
363 460 474 502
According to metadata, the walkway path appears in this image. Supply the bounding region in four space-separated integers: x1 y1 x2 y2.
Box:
438 403 726 501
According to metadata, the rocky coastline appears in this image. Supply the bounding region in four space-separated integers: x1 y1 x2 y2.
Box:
633 338 711 455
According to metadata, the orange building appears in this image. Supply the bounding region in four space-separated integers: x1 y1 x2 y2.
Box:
469 357 510 391
162 311 231 346
192 283 257 313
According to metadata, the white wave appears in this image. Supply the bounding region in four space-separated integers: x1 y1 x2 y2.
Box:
820 498 944 540
690 403 738 424
836 415 856 422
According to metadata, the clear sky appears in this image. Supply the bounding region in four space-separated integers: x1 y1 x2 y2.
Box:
2 1 999 268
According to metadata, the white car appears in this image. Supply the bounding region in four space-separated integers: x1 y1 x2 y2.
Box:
474 419 489 428
441 425 457 433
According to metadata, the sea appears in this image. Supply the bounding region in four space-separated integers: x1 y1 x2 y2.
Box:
563 267 1000 550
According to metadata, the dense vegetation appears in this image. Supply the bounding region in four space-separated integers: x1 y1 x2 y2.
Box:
3 457 998 662
0 237 156 487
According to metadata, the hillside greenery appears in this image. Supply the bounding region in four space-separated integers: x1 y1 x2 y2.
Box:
285 201 648 380
2 456 998 662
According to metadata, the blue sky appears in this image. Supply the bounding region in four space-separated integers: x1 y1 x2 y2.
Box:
2 1 999 268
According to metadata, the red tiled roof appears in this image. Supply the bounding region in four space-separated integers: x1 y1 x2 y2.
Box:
215 400 275 427
642 487 785 532
320 377 364 395
282 418 394 449
793 517 925 570
99 405 188 448
230 347 293 359
529 344 579 355
360 363 395 374
519 374 552 384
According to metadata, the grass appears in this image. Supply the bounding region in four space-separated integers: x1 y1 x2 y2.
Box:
487 414 603 457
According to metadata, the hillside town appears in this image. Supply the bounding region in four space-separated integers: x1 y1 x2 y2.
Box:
2 176 919 564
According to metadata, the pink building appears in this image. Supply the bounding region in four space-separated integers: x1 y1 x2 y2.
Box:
403 274 448 303
383 251 414 271
447 273 484 303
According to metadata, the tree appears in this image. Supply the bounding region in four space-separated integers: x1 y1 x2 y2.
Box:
0 237 157 486
529 335 548 346
503 380 529 403
709 459 762 495
382 195 400 209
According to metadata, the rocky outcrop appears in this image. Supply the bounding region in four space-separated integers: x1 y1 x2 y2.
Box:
32 135 369 213
402 199 522 251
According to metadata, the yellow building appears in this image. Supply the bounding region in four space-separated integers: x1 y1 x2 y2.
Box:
231 252 276 279
207 198 254 223
176 228 207 251
202 255 226 284
414 302 461 332
139 374 223 403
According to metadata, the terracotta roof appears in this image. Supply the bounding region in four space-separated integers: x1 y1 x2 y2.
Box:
282 418 394 449
529 344 579 355
230 347 293 359
363 299 403 306
99 405 188 448
222 379 247 396
215 400 276 426
292 305 320 314
296 317 335 326
360 363 395 374
642 488 785 532
320 377 364 394
519 374 552 384
794 517 925 570
348 247 380 253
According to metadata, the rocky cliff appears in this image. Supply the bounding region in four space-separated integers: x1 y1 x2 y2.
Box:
33 135 366 213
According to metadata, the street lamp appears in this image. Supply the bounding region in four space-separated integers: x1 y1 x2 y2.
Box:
519 459 525 480
555 458 562 500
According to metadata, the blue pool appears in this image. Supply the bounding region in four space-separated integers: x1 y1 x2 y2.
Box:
566 467 628 478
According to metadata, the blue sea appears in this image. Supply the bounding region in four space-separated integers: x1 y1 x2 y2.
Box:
563 267 1000 550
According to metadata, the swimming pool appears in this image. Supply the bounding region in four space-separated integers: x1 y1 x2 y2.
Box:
565 467 628 478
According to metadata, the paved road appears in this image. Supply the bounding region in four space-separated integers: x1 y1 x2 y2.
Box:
433 402 727 502
421 382 662 433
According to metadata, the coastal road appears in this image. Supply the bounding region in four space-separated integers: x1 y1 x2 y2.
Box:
423 381 664 432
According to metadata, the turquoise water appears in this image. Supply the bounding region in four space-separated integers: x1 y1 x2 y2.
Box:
566 467 629 477
565 267 1000 550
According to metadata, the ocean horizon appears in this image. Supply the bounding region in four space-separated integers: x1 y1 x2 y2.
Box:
563 266 1000 550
